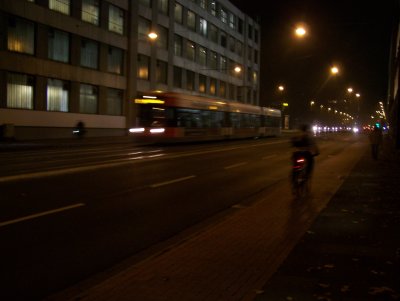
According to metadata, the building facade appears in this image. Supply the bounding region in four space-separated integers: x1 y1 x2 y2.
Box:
0 0 260 140
387 0 400 148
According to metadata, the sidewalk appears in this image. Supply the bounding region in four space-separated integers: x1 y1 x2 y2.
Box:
43 137 400 301
255 140 400 300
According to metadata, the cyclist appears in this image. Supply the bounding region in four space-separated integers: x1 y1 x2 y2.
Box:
291 124 320 181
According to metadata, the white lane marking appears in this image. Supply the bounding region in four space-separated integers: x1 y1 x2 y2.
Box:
0 139 287 183
0 156 163 183
224 162 247 169
150 175 196 188
262 154 277 160
0 203 85 228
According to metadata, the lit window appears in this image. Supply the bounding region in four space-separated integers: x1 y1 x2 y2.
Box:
7 73 34 109
82 0 99 25
209 78 216 95
137 54 150 80
199 18 207 37
108 5 124 34
49 0 70 15
7 18 34 54
79 84 98 114
47 79 69 112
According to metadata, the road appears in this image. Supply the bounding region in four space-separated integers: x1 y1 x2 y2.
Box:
0 132 365 300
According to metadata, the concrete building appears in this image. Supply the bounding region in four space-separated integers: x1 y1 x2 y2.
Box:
0 0 260 140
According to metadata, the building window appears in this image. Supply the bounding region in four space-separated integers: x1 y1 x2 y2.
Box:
209 0 216 16
187 10 196 31
228 13 235 29
248 24 253 40
199 18 207 37
199 74 206 93
156 60 168 84
185 40 195 61
228 35 235 52
198 46 207 66
174 3 183 24
238 18 243 35
156 26 168 49
173 66 183 88
48 29 69 63
47 78 69 112
174 34 183 56
219 81 226 98
137 54 150 80
49 0 70 15
209 78 216 95
220 31 227 48
186 70 195 91
109 4 124 34
81 39 98 69
219 56 227 73
7 17 34 54
108 46 123 74
79 84 97 114
82 0 99 25
139 0 151 8
208 50 217 70
247 46 252 61
106 88 122 115
219 6 228 24
199 0 206 9
208 23 218 44
254 49 258 64
158 0 168 15
138 17 151 41
7 73 34 109
236 40 243 56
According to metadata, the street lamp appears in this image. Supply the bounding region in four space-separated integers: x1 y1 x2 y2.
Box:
294 23 307 38
148 32 158 40
330 66 339 75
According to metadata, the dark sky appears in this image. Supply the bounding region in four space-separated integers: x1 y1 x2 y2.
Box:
230 0 398 125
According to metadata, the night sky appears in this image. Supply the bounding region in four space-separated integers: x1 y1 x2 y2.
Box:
230 0 397 125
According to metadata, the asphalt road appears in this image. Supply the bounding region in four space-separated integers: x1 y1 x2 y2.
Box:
0 133 363 300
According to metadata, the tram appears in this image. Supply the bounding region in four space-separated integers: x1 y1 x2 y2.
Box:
129 92 281 143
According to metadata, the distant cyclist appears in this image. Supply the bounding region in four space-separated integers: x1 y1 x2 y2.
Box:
291 124 320 180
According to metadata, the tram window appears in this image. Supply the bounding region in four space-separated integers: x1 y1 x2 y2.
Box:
231 112 240 128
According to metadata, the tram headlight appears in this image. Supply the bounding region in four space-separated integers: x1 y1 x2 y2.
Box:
150 128 165 134
129 127 145 133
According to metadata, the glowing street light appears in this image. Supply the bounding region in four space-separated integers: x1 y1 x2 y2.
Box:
148 32 158 40
295 26 307 38
330 66 339 75
278 85 285 91
234 66 242 73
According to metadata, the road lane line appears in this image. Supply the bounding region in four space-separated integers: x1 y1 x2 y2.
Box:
262 154 277 160
0 203 85 228
224 162 247 169
0 139 287 183
150 175 196 188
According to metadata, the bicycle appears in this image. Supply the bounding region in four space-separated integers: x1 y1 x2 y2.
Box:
291 151 310 199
